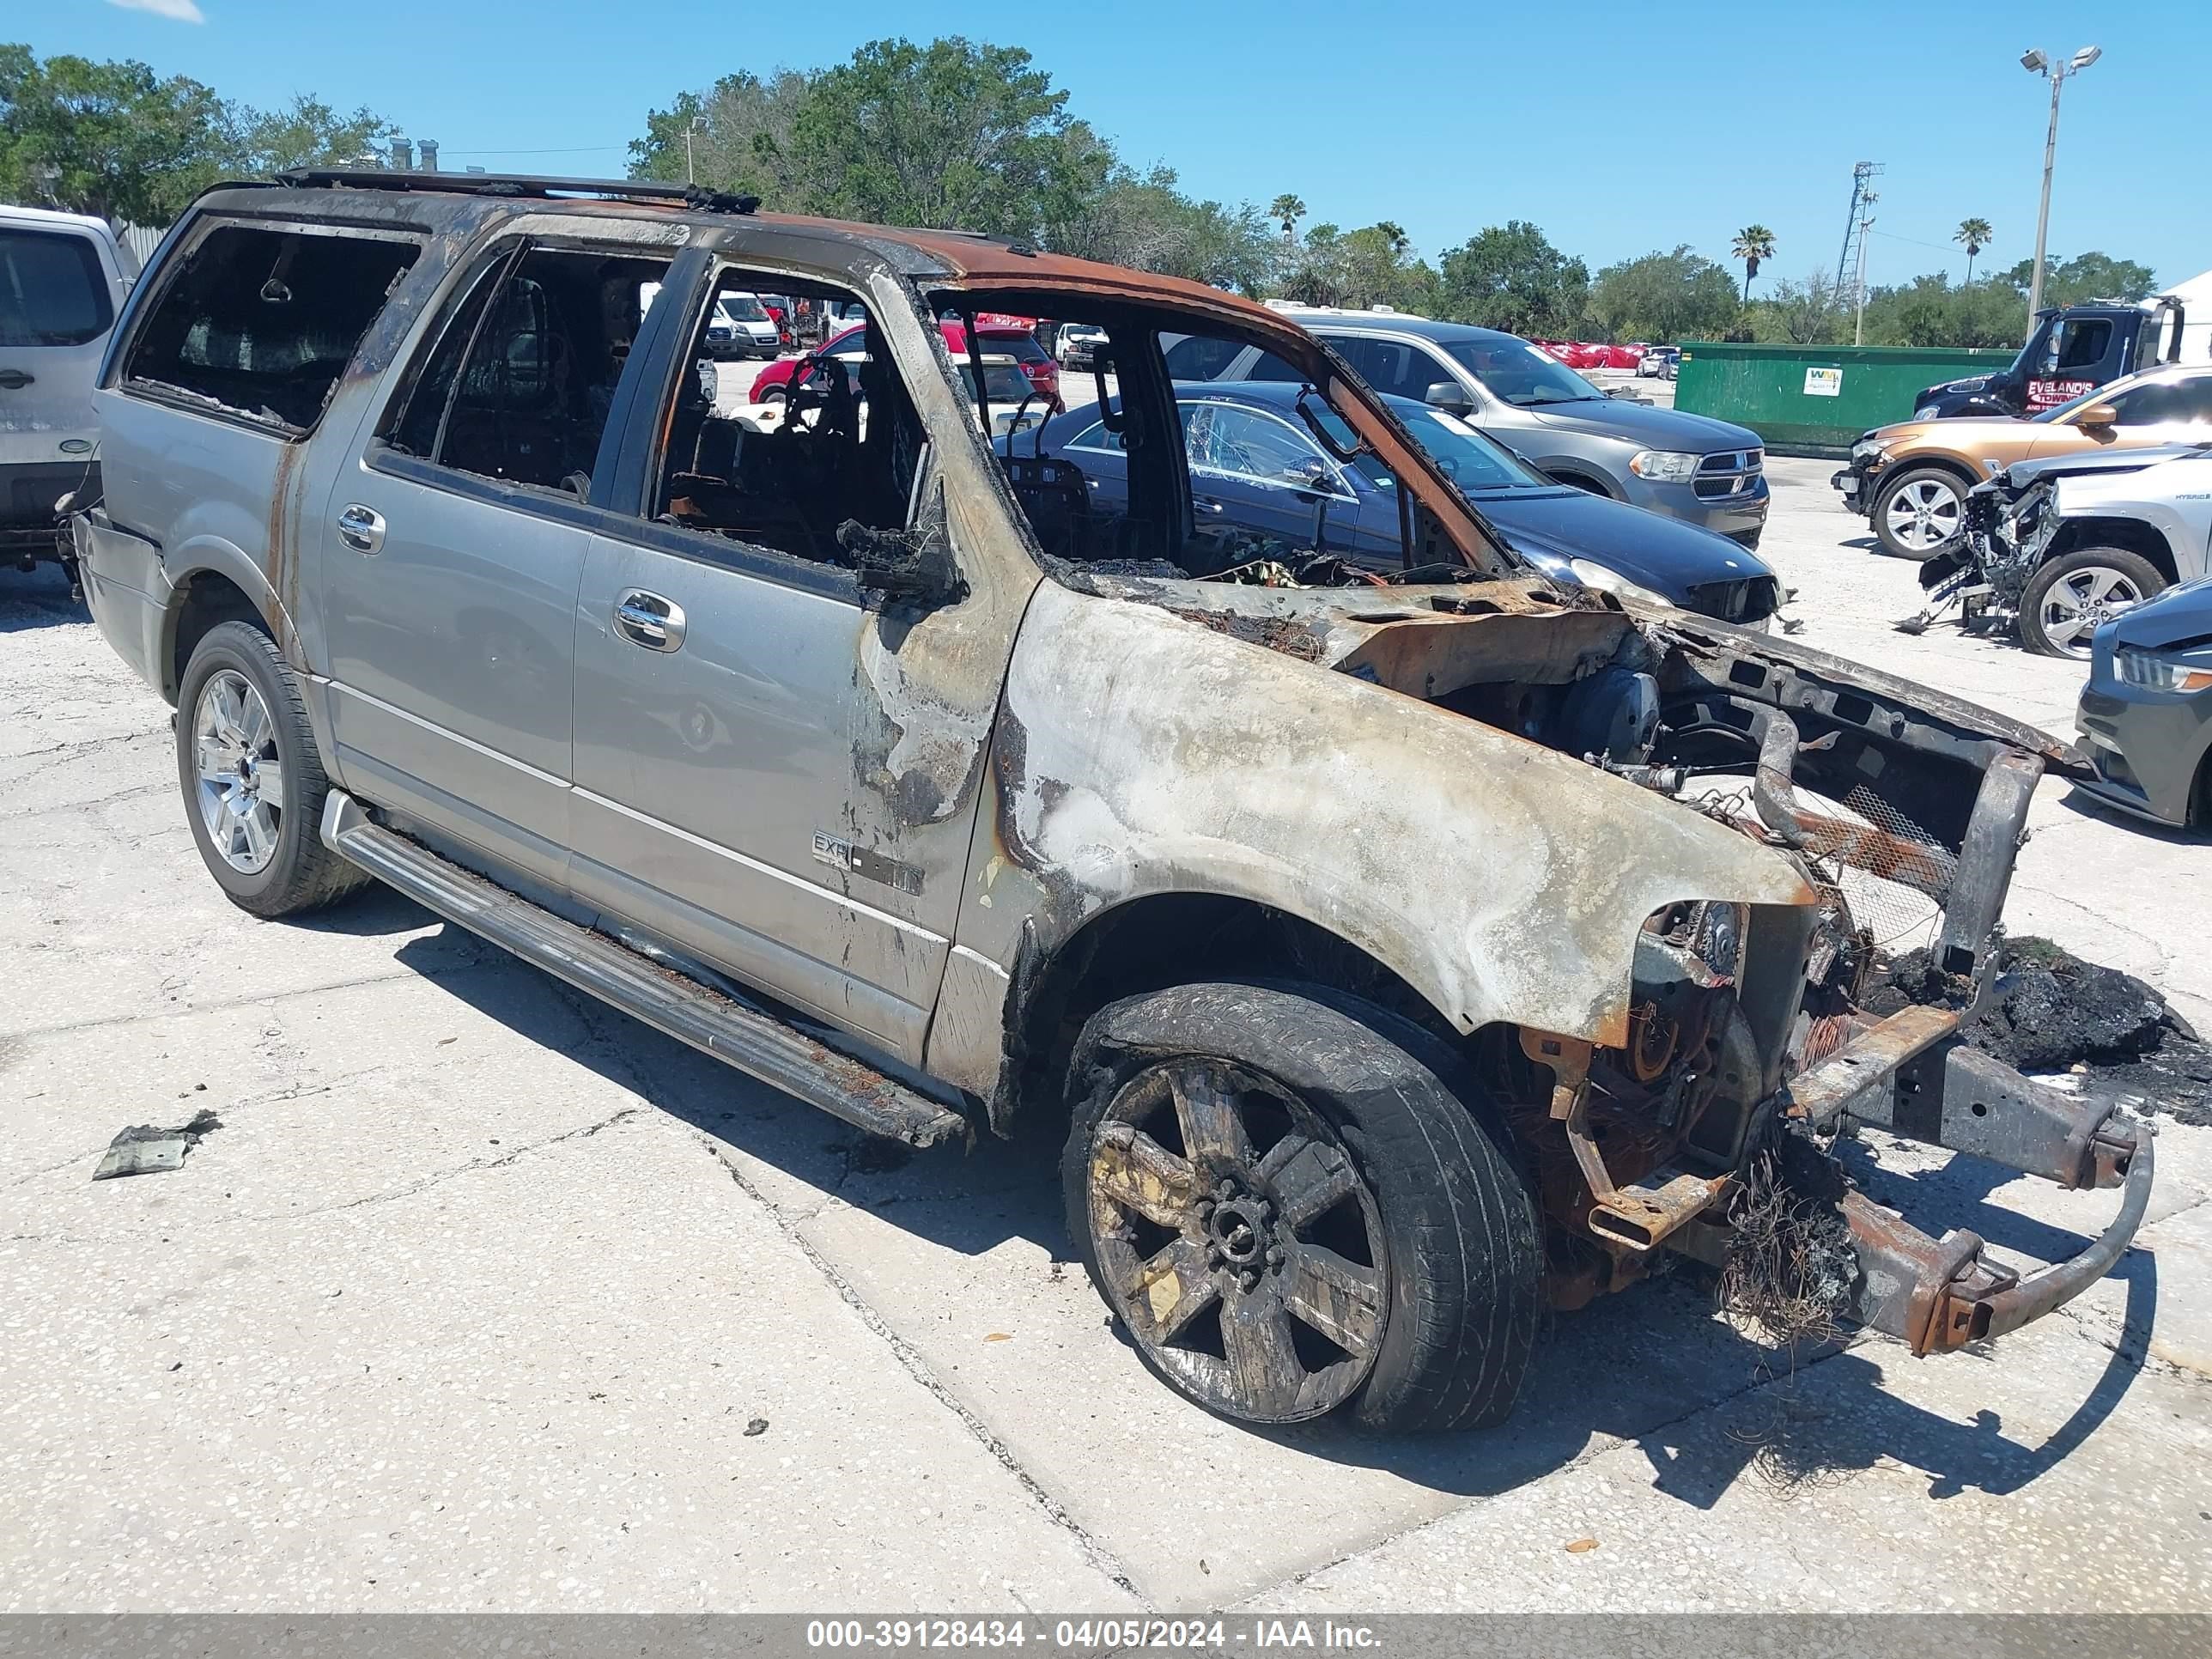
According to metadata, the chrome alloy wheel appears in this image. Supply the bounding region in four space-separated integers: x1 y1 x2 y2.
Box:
191 669 284 873
1883 476 1964 551
1085 1059 1389 1423
2037 564 2146 656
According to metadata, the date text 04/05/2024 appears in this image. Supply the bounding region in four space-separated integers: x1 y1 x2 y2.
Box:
804 1620 1381 1650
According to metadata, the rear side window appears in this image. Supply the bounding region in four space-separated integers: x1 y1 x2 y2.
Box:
383 243 671 498
0 228 112 348
123 224 420 434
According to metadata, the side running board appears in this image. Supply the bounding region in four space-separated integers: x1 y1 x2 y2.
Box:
321 792 968 1149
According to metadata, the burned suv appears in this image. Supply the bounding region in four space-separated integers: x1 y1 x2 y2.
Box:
75 171 2153 1435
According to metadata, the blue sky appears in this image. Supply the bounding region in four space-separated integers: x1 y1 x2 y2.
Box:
35 0 2212 291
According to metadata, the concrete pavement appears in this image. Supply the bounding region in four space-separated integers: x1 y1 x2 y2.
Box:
2 462 2206 1613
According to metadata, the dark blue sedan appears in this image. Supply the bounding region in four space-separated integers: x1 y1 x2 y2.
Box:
1005 382 1781 625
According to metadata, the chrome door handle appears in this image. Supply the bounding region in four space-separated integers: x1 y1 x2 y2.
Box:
614 591 686 652
337 503 386 554
1194 498 1224 515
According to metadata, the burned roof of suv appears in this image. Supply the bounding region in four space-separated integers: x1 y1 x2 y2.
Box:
217 169 1275 322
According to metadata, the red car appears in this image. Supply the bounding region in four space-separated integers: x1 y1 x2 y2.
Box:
748 318 1060 410
941 318 1060 410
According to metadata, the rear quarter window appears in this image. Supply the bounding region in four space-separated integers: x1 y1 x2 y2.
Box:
0 228 113 348
122 222 422 434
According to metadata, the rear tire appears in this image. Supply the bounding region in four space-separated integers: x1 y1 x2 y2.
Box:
175 620 366 919
2019 546 2165 659
1063 981 1541 1434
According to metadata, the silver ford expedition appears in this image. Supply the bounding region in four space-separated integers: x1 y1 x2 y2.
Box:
74 170 2153 1435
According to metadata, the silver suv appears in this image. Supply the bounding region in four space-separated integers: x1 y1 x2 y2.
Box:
73 170 2152 1437
1 204 136 580
1182 307 1769 547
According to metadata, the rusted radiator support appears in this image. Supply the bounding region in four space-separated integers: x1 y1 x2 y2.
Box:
1752 710 1956 899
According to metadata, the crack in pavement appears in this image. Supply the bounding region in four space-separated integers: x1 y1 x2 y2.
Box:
698 1133 1146 1606
1233 1334 1872 1608
3 955 504 1042
247 1106 647 1221
5 1069 398 1189
470 969 1146 1598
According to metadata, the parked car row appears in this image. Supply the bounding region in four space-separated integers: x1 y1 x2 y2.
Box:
1835 362 2212 559
1191 307 1770 547
750 313 1062 412
71 169 2146 1437
1000 382 1779 625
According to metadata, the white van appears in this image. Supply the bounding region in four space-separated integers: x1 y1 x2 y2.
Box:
2 204 137 576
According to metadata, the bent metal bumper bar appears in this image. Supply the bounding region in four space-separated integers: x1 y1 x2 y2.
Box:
1771 1006 2155 1354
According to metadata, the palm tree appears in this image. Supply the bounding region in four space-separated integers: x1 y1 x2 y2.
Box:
1732 224 1777 303
1955 217 1993 286
1269 193 1306 247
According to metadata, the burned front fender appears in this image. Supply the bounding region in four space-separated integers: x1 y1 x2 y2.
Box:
963 580 1816 1054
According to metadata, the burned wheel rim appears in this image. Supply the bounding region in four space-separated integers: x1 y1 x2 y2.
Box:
1882 477 1963 550
1085 1059 1388 1424
2036 564 2144 656
191 669 283 874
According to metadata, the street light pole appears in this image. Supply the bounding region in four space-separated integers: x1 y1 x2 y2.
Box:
685 113 708 185
2021 46 2101 333
1853 204 1875 345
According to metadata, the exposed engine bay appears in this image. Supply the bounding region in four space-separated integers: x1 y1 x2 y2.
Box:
1053 552 2112 1322
957 284 2142 1347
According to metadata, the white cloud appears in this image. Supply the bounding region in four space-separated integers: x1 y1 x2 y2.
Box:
107 0 208 22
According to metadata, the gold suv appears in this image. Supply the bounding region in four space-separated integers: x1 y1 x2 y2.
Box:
1833 363 2212 557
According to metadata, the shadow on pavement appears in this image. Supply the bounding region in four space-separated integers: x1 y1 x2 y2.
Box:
2055 782 2209 842
0 564 84 632
380 917 2147 1510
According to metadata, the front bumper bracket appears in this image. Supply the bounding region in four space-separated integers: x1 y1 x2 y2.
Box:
1742 1007 2159 1353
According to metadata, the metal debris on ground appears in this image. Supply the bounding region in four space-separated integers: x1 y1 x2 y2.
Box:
91 1108 222 1180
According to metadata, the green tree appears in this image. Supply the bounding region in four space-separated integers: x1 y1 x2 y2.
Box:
784 37 1082 237
1435 221 1589 337
629 69 814 202
1994 252 2157 308
1745 269 1844 344
217 95 392 176
1045 158 1276 293
1589 246 1741 343
1730 224 1775 303
1854 274 2025 348
1954 217 1992 286
0 44 226 222
1267 192 1305 246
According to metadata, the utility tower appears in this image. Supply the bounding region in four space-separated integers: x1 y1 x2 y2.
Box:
1834 161 1885 297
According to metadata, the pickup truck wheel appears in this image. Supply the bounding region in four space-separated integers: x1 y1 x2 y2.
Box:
1873 466 1967 557
2020 546 2164 659
1064 981 1540 1433
175 620 366 918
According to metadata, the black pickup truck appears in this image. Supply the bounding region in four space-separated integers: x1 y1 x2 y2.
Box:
1913 299 2185 421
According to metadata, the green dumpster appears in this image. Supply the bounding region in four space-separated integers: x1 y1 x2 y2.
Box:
1674 343 2016 458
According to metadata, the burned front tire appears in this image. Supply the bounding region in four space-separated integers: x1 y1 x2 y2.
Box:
1063 982 1541 1433
175 620 366 919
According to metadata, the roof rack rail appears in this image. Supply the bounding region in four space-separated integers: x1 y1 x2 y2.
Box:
270 167 760 215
